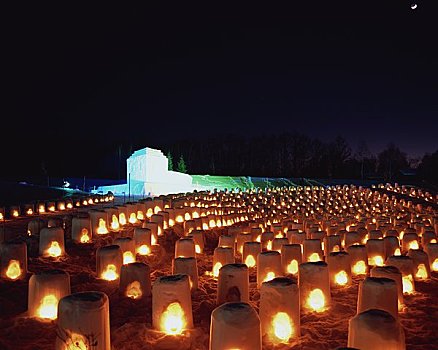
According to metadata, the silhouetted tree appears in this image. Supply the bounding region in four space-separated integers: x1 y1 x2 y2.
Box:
417 150 438 186
177 155 187 173
167 151 174 171
377 143 409 181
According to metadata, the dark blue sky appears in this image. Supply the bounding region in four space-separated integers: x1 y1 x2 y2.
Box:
3 1 437 179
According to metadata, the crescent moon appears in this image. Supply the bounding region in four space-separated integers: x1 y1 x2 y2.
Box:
411 4 417 9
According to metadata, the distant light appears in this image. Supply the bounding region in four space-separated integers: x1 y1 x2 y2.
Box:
411 3 417 9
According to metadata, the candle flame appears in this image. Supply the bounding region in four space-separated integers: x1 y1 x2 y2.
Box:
332 245 340 252
129 213 137 224
12 210 19 217
101 264 118 281
161 302 186 335
67 203 73 209
209 219 216 228
151 234 157 245
352 260 367 275
415 264 428 279
111 215 120 230
213 262 222 277
80 229 90 243
266 240 273 250
263 271 276 282
154 206 161 214
244 254 256 268
184 213 191 221
119 213 127 226
59 204 65 211
47 241 62 257
64 333 88 350
308 253 320 262
39 205 45 213
394 248 401 256
195 244 201 254
334 270 348 285
402 275 414 294
272 312 293 342
137 244 151 255
96 218 108 234
49 206 55 212
136 211 144 220
175 215 184 223
37 294 58 320
126 281 142 299
123 251 135 264
286 259 298 274
408 241 419 250
27 208 33 215
368 255 384 266
432 258 438 272
6 260 21 280
307 288 325 311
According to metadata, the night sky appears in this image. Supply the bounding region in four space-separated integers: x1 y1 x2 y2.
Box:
3 1 437 181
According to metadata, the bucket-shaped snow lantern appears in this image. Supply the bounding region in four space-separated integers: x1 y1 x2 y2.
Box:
212 246 235 278
113 237 136 265
242 241 261 268
370 266 403 309
425 242 438 271
175 237 196 258
96 245 123 281
272 237 289 253
347 309 405 350
385 255 415 295
39 227 65 258
327 251 351 287
209 302 261 350
324 235 342 255
281 244 302 276
133 227 152 255
402 232 419 252
384 236 401 258
218 235 235 254
55 291 111 350
0 241 27 280
183 220 196 235
366 239 385 267
347 244 368 276
71 217 92 244
260 277 300 344
217 263 249 305
345 231 362 248
89 210 109 235
120 262 151 299
261 231 275 251
287 229 306 246
407 249 430 281
303 239 323 262
152 274 193 334
27 218 44 236
299 261 331 312
236 233 253 255
150 214 164 236
172 257 198 290
257 251 282 288
188 230 205 254
28 269 70 320
357 277 398 319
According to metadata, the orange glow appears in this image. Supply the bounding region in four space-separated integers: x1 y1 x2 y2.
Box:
123 251 135 264
47 241 62 257
154 206 161 214
275 232 283 238
137 244 151 255
80 229 90 243
111 215 120 231
12 210 19 217
255 235 261 242
195 244 201 254
0 212 3 220
119 213 127 226
184 213 191 221
352 260 367 275
192 211 200 219
209 219 216 228
432 258 438 272
368 255 384 266
402 275 414 294
39 205 45 213
6 260 21 280
332 245 340 252
126 281 142 299
37 294 58 320
101 264 118 281
128 213 138 224
169 219 175 227
96 218 109 234
431 239 437 244
59 204 66 211
202 223 209 230
272 312 293 342
160 302 186 335
151 235 157 245
334 270 348 285
136 211 144 221
408 241 419 250
263 271 276 283
266 240 273 251
308 253 320 262
307 288 325 311
146 208 154 218
66 203 73 209
48 206 55 212
26 208 33 215
64 333 87 350
286 259 298 274
213 262 222 277
415 264 428 279
394 248 401 256
244 254 256 268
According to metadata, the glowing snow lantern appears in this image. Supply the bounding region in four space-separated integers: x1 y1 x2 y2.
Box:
370 266 404 309
212 247 235 278
260 277 299 344
55 291 111 350
236 233 253 255
27 218 44 236
39 227 65 258
272 237 289 253
422 231 436 246
345 231 362 247
0 241 27 280
114 237 136 265
324 235 342 256
299 261 331 312
152 274 193 334
217 263 249 305
210 302 261 350
188 229 205 254
133 227 152 255
327 251 351 287
348 309 405 350
89 210 109 235
303 239 323 262
407 249 430 280
424 242 438 271
28 269 70 320
347 244 368 276
357 277 398 319
183 219 196 235
257 251 282 288
366 239 385 266
287 229 306 246
47 201 56 212
175 237 196 258
281 244 302 275
71 217 92 243
384 236 401 259
56 201 66 211
96 245 122 282
261 231 275 251
10 206 20 218
24 204 34 216
172 257 199 290
242 241 261 268
385 255 415 294
120 262 151 299
402 232 419 253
